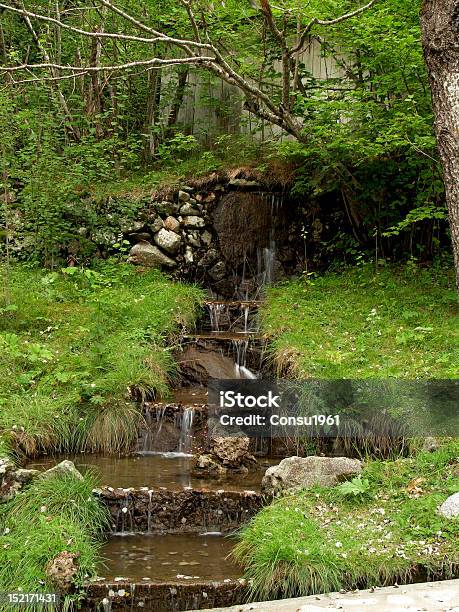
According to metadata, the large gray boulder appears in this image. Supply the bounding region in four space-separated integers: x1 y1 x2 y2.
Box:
262 456 362 497
40 460 84 481
154 228 182 254
438 493 459 518
128 242 176 268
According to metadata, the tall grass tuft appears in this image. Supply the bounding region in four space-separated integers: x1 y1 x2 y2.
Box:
233 440 459 600
0 470 110 608
84 401 144 454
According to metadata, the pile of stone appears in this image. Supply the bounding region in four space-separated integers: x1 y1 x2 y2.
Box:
125 186 225 280
192 436 257 477
0 456 39 502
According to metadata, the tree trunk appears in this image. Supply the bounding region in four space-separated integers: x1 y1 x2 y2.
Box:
420 0 459 293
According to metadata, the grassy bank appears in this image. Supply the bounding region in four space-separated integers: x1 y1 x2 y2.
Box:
0 262 203 457
0 471 109 610
262 262 458 378
234 441 459 600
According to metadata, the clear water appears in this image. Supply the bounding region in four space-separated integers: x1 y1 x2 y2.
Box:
99 533 241 582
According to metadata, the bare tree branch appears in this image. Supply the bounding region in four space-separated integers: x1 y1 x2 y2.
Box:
292 0 379 54
0 2 213 50
0 56 215 73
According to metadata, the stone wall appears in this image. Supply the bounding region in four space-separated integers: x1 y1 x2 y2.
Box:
97 487 263 533
125 178 305 297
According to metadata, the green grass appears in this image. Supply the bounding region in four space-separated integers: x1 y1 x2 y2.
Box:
262 262 458 378
0 261 203 456
234 441 459 600
0 470 110 610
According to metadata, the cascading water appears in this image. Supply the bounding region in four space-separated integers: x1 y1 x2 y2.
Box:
115 493 134 535
208 302 225 332
177 407 195 455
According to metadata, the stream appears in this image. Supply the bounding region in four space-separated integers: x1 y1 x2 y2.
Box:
28 194 283 611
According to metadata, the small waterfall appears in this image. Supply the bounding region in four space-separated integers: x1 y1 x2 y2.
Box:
115 493 134 534
208 303 225 332
232 339 257 379
147 490 153 533
177 407 195 454
138 407 166 454
242 304 250 333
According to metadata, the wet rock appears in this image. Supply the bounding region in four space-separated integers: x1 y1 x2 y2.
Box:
154 228 182 255
99 487 262 533
45 551 80 593
180 202 200 216
438 492 459 518
184 246 194 264
178 190 191 202
197 249 219 268
201 230 213 246
150 217 164 233
41 460 84 481
262 456 362 497
183 215 205 228
128 243 176 269
228 178 261 189
163 216 180 233
193 454 227 476
209 261 227 281
210 437 256 469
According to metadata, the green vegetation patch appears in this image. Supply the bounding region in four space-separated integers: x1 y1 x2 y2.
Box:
0 262 203 456
234 441 459 600
0 471 109 610
262 263 458 378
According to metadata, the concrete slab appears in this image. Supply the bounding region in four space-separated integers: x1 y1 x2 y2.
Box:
195 579 459 612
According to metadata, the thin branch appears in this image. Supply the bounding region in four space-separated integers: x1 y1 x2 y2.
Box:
0 1 213 51
0 56 215 73
5 70 88 85
180 0 201 44
292 0 379 54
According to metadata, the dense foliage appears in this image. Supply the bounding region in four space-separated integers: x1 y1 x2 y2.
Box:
0 0 451 265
